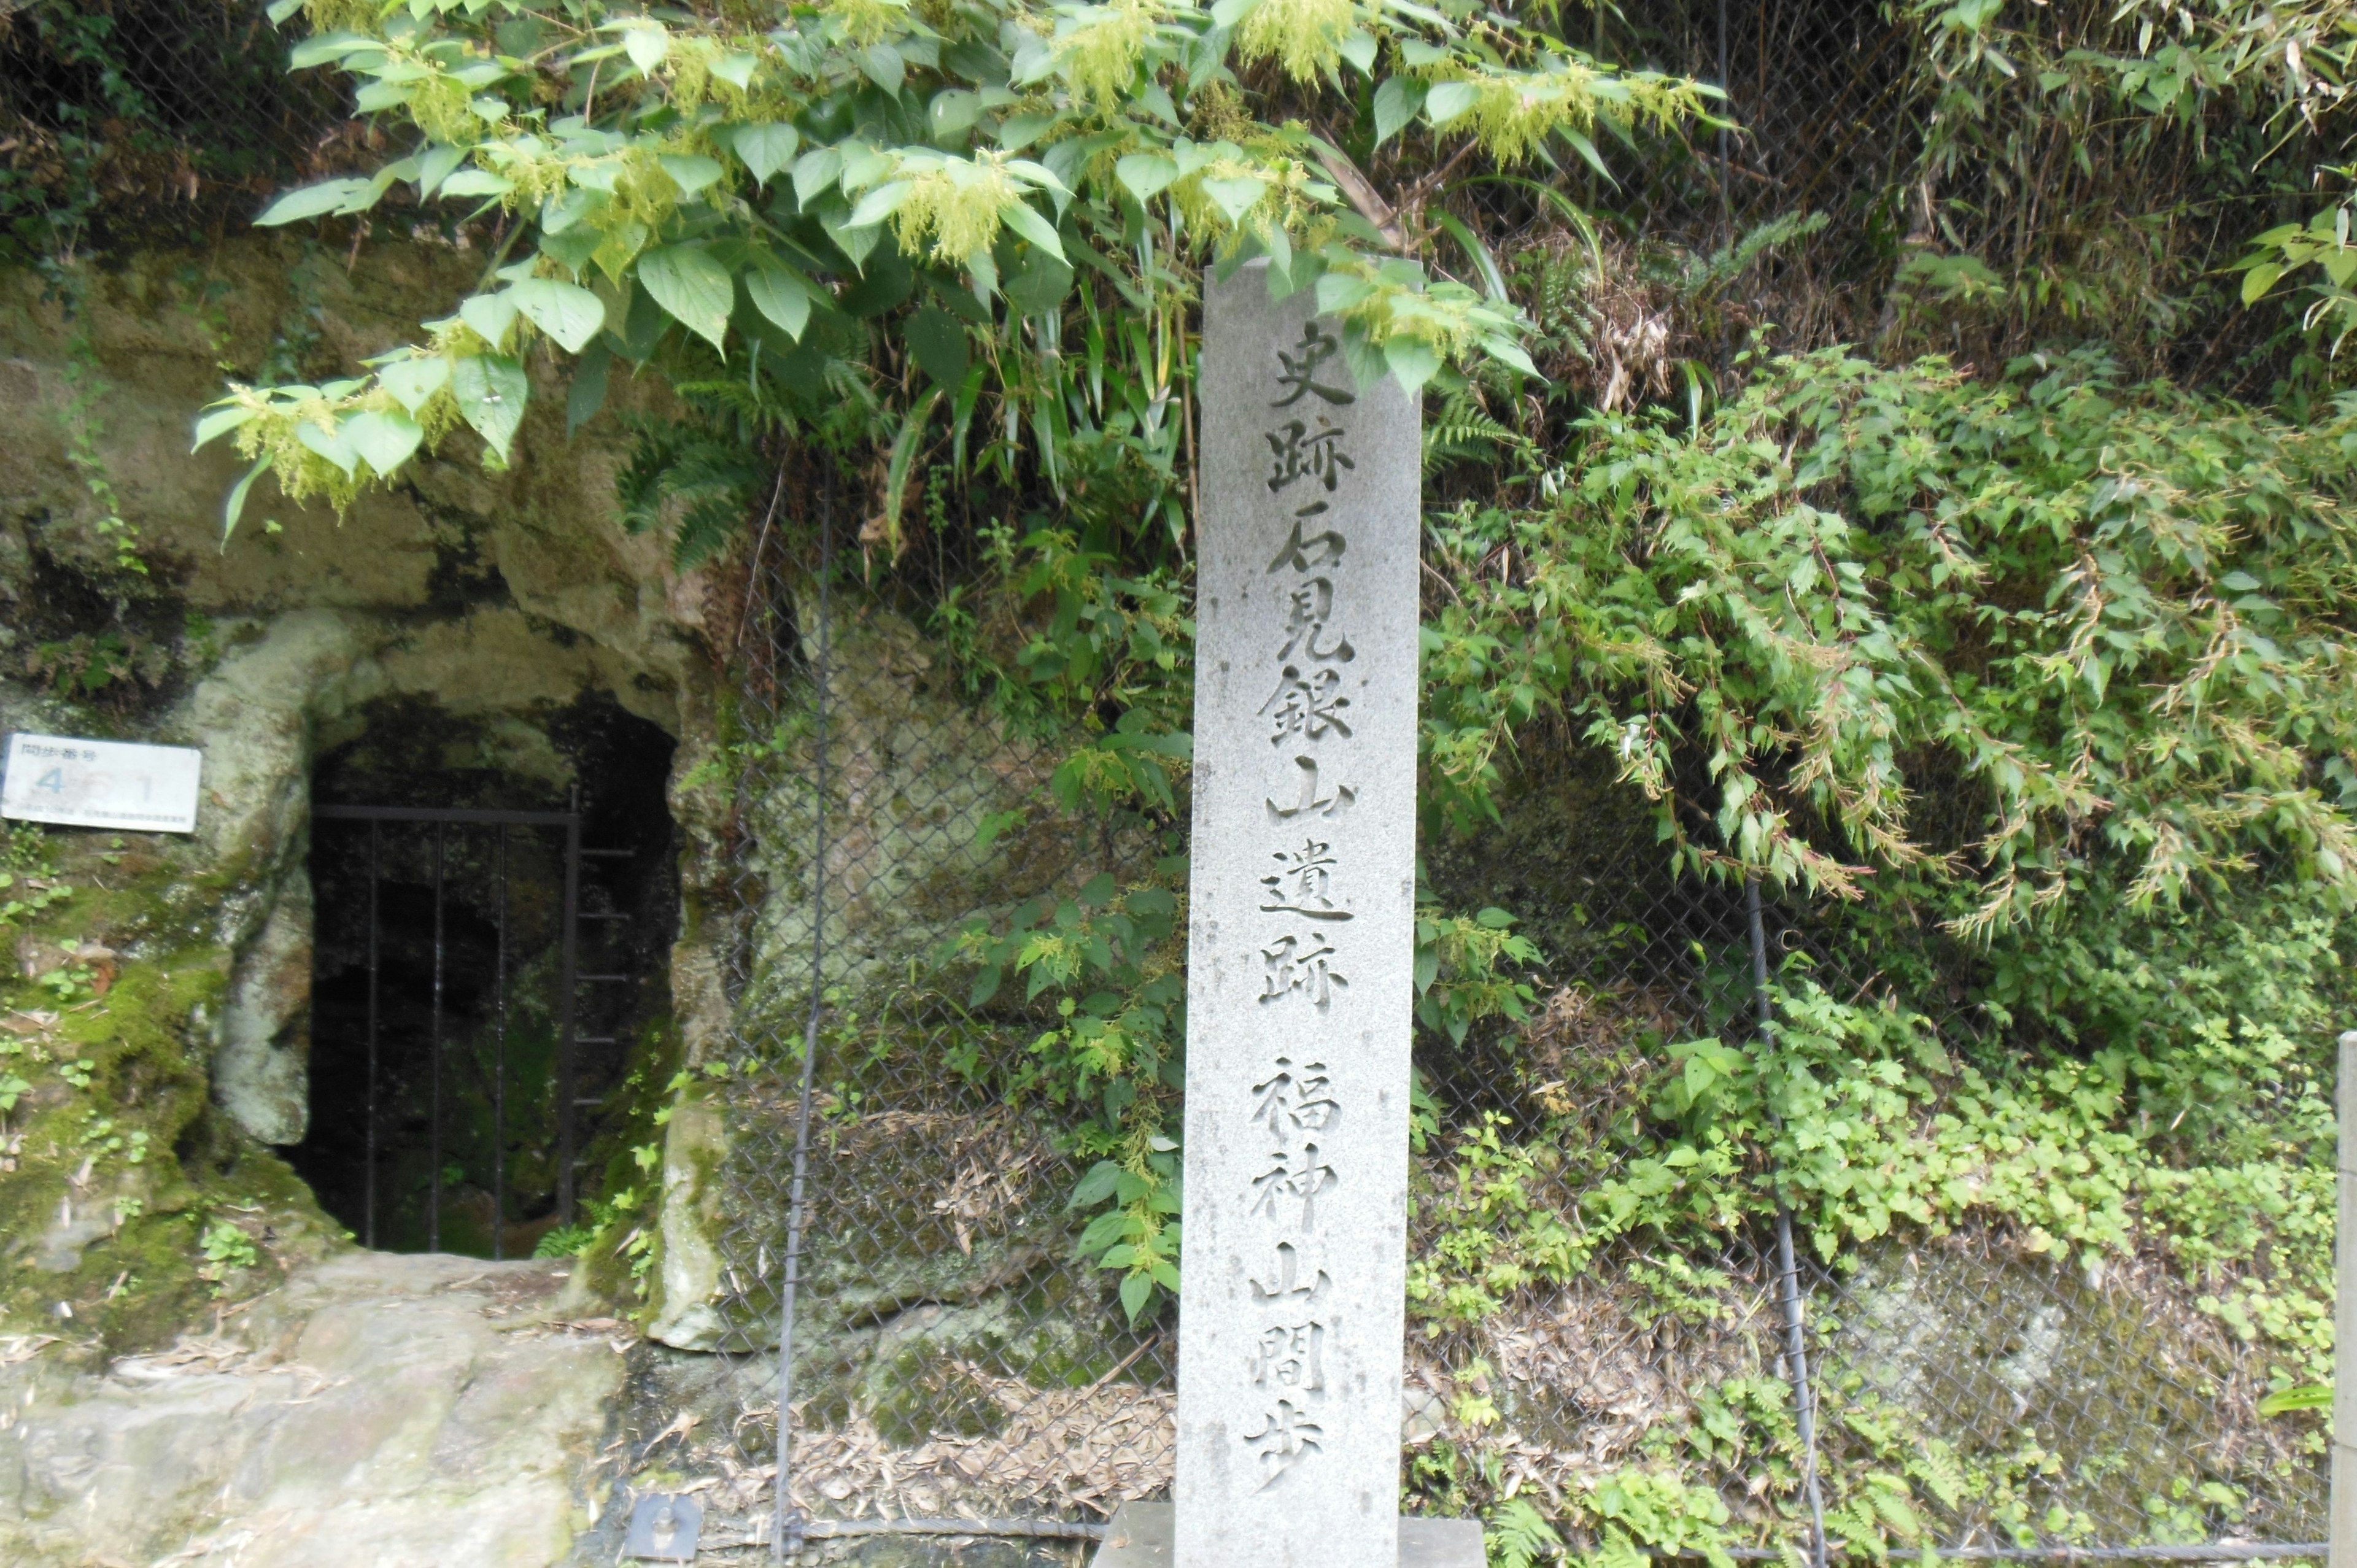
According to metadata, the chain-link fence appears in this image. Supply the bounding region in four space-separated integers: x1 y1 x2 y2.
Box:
646 496 2331 1564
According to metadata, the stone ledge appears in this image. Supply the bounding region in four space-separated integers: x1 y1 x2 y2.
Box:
1088 1502 1483 1566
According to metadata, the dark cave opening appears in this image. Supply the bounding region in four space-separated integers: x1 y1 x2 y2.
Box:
289 691 678 1257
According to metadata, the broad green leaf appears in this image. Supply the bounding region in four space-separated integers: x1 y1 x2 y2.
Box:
255 177 376 226
929 88 983 139
1118 1270 1153 1323
440 169 515 198
1372 76 1423 146
792 145 844 206
712 51 757 90
417 142 466 198
511 277 606 353
344 409 425 474
295 418 360 477
567 342 612 434
907 305 969 387
1210 0 1261 25
658 154 723 196
290 31 374 69
1200 175 1268 225
1116 153 1178 201
2242 261 2285 304
863 42 905 94
452 354 528 462
1339 29 1377 74
1424 80 1477 125
733 122 800 187
621 23 669 74
998 198 1064 258
459 290 519 348
222 455 274 543
379 355 451 414
848 179 915 230
638 244 734 351
745 264 813 339
191 404 255 452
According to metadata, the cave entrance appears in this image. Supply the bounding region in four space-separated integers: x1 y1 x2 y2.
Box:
292 696 677 1259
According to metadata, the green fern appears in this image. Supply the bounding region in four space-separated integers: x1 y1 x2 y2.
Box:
1485 1497 1565 1568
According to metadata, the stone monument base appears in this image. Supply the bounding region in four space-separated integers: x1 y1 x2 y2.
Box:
1088 1502 1484 1566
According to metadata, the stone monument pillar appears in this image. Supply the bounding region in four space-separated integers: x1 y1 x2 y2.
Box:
1091 266 1479 1566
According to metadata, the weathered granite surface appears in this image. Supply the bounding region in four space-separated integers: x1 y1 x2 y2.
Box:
1174 267 1424 1565
1091 1502 1483 1567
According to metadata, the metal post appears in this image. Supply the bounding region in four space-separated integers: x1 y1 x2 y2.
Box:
556 795 582 1226
364 820 381 1250
1749 878 1827 1568
430 822 446 1254
493 825 509 1262
775 473 833 1562
2334 1030 2357 1568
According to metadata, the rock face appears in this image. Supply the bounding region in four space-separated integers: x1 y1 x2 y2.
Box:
0 1252 625 1568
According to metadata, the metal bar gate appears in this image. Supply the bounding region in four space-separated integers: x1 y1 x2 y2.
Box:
313 801 619 1254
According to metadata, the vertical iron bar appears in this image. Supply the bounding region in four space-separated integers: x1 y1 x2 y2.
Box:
774 471 832 1562
493 825 509 1262
1749 877 1827 1568
430 822 446 1254
557 793 582 1226
1716 0 1733 245
364 820 381 1250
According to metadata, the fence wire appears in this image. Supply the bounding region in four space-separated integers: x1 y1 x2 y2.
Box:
675 529 2329 1564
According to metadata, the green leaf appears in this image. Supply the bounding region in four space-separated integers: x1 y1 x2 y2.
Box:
2259 1385 2332 1415
295 418 360 477
1119 1269 1154 1323
2242 261 2285 304
1372 77 1424 147
997 198 1064 259
1201 175 1268 225
1339 29 1376 74
638 245 734 352
344 409 425 474
221 455 274 544
452 353 528 462
379 355 451 414
459 290 519 348
733 122 800 187
289 31 374 69
659 154 724 196
907 306 969 387
712 51 757 90
417 143 466 198
191 404 255 452
1384 333 1442 393
567 342 612 435
439 169 515 198
792 145 844 206
621 22 669 74
255 177 377 226
745 264 813 340
863 42 905 94
1117 154 1178 201
1070 1160 1124 1208
511 277 606 353
1424 80 1477 126
848 179 915 230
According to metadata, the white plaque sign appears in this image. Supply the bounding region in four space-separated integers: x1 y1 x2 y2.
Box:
1174 266 1422 1566
2 733 203 833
